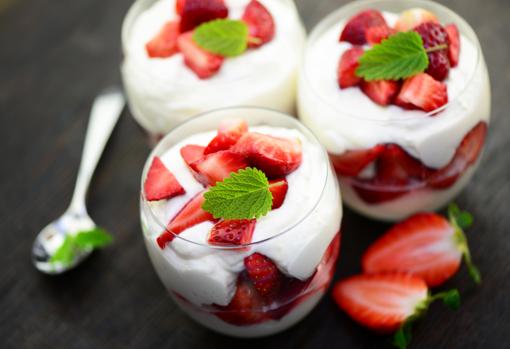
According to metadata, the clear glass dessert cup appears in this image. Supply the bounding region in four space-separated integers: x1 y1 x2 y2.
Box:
298 0 490 221
140 107 342 337
121 0 306 138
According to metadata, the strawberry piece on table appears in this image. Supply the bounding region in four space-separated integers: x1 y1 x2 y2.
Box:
145 21 180 58
157 191 214 248
445 23 460 67
269 178 288 209
208 219 256 246
429 122 487 188
204 119 248 155
361 80 399 106
242 0 275 48
337 47 364 89
394 8 438 32
192 150 248 186
215 280 268 325
332 273 460 343
365 25 395 45
414 22 450 81
244 253 281 298
179 0 228 33
144 156 185 201
177 31 224 79
330 145 384 177
180 144 205 167
339 9 386 45
397 73 448 112
232 132 302 177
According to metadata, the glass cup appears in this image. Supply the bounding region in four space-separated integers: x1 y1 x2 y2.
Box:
140 107 342 337
121 0 306 138
298 0 490 221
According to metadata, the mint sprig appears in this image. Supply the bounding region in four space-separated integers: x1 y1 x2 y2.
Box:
193 19 250 57
356 31 429 81
50 227 113 267
202 168 273 219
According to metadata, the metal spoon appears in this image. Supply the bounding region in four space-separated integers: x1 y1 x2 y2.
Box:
32 87 125 274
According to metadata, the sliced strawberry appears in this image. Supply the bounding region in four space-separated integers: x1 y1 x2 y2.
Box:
176 0 185 15
179 0 228 33
244 253 281 298
445 23 460 67
204 119 248 155
232 132 302 177
144 156 185 201
365 25 395 45
394 8 438 32
208 219 256 246
177 31 224 79
192 150 248 186
330 145 384 177
269 178 288 209
361 80 399 106
337 47 364 89
332 273 428 333
339 9 386 45
397 73 448 112
180 144 205 167
242 0 275 48
429 122 487 188
215 280 268 325
145 21 180 58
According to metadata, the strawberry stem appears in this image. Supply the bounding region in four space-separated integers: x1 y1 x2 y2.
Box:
425 43 448 53
448 203 482 285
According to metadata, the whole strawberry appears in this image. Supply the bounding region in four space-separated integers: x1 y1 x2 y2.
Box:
414 22 450 81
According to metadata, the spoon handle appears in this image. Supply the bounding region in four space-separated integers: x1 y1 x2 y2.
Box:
69 88 125 213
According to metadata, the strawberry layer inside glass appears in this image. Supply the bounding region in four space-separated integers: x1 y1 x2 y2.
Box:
330 122 487 204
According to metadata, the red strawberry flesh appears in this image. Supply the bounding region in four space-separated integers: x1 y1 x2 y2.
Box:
145 21 180 58
445 24 460 67
414 22 450 81
397 73 448 112
337 46 364 89
144 156 185 201
361 80 399 106
244 253 281 298
215 280 268 325
177 31 224 79
192 150 248 186
365 25 395 45
179 0 228 33
242 0 275 48
269 178 288 209
339 9 386 45
204 119 248 155
167 191 214 234
208 219 256 246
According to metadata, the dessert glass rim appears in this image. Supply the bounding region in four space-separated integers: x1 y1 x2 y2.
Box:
140 105 330 250
121 0 298 88
301 0 482 122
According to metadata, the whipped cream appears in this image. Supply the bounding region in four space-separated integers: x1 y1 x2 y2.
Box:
298 12 490 169
142 126 342 306
122 0 306 134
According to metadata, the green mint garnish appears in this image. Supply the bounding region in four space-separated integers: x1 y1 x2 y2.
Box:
193 19 251 57
356 31 433 81
202 167 273 220
50 227 113 267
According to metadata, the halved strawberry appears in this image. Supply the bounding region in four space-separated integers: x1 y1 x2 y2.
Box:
397 73 448 112
361 80 399 106
232 132 302 177
180 144 205 167
339 9 386 45
208 219 256 246
179 0 228 33
176 0 185 15
145 21 180 58
244 253 281 298
177 31 224 79
204 119 248 155
144 156 185 201
365 25 395 45
362 207 480 287
429 122 487 188
215 280 268 325
337 47 364 89
445 23 460 67
269 178 288 209
332 273 459 339
330 145 384 177
394 8 438 32
157 191 215 248
242 0 275 48
192 150 248 186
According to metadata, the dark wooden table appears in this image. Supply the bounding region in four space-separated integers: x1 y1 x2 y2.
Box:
1 0 509 348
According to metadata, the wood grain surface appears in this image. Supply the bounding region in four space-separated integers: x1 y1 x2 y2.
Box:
1 0 509 348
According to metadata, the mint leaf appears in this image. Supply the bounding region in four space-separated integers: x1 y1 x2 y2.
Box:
193 19 249 57
356 31 429 81
75 228 113 249
50 235 76 266
203 168 272 219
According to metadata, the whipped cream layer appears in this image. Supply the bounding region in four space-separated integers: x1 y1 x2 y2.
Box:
299 12 490 169
122 0 306 134
142 126 342 306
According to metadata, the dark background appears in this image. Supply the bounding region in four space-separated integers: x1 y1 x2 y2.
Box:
1 0 509 348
